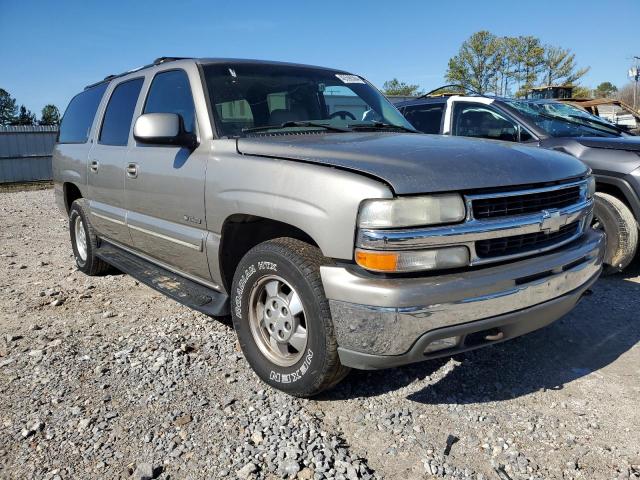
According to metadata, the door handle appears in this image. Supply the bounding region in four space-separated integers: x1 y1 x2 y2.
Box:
90 160 99 173
126 163 138 178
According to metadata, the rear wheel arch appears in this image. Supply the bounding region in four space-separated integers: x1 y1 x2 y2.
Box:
63 182 83 214
218 214 321 293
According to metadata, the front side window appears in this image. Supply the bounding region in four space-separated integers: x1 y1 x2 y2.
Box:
99 78 144 146
202 63 414 137
58 83 108 143
452 103 521 142
403 103 444 134
144 70 195 133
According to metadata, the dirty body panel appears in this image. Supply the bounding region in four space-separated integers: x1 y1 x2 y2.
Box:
237 133 589 195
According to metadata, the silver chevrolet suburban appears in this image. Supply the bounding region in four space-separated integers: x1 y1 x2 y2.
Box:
53 57 605 396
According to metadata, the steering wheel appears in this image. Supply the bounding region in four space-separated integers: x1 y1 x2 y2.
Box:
328 110 356 120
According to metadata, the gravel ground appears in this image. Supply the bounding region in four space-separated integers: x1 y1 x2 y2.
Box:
1 188 639 480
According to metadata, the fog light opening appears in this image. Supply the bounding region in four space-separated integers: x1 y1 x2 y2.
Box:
424 336 459 353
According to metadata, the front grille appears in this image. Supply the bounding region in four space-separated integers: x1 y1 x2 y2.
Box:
472 185 581 219
475 222 580 258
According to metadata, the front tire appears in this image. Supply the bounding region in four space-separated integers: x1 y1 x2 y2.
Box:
593 192 638 275
69 200 111 276
231 238 349 397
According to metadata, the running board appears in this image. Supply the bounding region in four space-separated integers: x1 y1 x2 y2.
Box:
95 242 229 316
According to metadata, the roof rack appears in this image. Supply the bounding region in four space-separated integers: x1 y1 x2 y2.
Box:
417 84 482 99
153 56 192 65
84 57 193 90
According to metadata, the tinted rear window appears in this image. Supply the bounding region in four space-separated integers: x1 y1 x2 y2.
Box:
58 83 108 143
403 103 444 134
99 78 144 146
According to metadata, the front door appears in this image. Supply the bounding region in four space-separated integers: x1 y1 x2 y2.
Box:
447 101 529 142
125 69 210 281
87 77 144 246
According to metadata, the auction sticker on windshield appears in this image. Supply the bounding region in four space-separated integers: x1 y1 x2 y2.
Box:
336 74 365 84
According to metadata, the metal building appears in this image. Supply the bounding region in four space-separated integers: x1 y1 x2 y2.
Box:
0 125 58 183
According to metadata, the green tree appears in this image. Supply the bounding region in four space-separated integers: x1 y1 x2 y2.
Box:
12 105 37 126
493 36 516 96
571 85 592 98
0 88 18 125
510 36 546 96
542 46 590 86
40 104 61 125
382 78 423 96
594 82 617 98
445 31 502 94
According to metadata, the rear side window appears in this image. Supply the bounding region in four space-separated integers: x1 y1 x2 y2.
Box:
143 70 195 133
99 78 144 146
403 104 444 134
58 83 108 143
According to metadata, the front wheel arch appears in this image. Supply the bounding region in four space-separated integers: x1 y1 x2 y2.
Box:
218 214 320 293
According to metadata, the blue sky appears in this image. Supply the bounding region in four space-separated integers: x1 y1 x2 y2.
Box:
2 0 639 115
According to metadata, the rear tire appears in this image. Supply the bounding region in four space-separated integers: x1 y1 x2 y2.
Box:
593 192 638 275
69 200 111 276
231 237 349 397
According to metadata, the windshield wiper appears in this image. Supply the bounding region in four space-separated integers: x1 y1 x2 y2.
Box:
349 121 418 133
242 121 351 134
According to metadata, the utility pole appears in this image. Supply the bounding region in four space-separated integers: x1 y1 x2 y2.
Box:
631 56 640 112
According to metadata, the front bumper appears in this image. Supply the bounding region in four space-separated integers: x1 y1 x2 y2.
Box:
321 229 605 369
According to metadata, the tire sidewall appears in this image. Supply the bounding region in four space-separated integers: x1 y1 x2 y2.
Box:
594 198 619 262
231 248 329 394
69 204 91 272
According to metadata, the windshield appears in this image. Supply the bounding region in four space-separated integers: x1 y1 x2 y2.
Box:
505 100 622 138
201 63 414 137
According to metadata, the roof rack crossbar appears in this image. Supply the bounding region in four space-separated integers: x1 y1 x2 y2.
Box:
84 56 193 90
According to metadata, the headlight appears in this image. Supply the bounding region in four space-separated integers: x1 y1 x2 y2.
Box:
586 175 596 199
358 194 466 228
355 246 469 272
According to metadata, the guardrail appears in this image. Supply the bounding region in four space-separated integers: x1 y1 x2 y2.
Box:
0 125 58 183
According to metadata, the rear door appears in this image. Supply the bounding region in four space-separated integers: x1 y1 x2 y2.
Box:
124 68 210 280
87 77 144 245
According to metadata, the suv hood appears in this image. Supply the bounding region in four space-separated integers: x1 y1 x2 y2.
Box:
576 136 640 152
237 133 587 194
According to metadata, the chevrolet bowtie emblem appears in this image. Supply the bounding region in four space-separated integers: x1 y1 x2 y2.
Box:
539 210 567 233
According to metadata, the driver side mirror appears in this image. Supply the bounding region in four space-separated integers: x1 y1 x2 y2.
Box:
133 113 198 149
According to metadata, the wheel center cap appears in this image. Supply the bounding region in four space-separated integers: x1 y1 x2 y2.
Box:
264 296 295 343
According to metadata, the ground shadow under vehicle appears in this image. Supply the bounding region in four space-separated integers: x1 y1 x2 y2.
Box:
102 250 639 402
322 261 640 403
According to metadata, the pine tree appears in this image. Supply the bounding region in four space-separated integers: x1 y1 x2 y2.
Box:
12 105 37 126
40 105 61 125
0 88 18 125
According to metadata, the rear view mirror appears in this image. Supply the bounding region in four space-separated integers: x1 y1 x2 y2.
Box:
133 113 198 149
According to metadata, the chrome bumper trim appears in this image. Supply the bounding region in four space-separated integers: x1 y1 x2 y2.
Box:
323 229 605 356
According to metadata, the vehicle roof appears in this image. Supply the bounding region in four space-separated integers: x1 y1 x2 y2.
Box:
395 95 579 109
395 94 510 108
85 57 351 90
